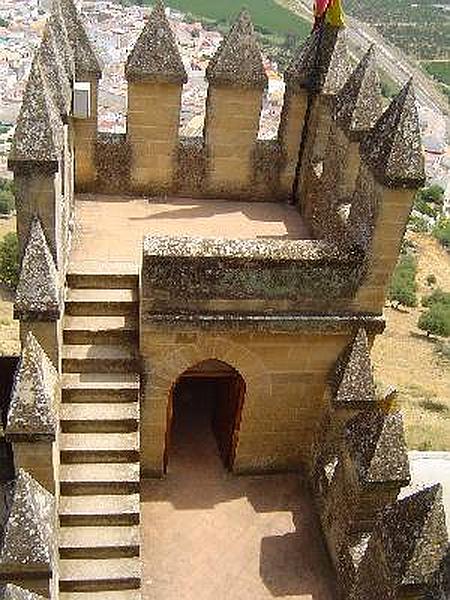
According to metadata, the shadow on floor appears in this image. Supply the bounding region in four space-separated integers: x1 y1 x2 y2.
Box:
141 393 337 599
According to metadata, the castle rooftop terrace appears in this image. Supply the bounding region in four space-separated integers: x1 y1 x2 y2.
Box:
69 194 311 273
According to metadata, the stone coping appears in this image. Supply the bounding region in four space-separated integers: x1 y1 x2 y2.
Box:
141 313 386 334
143 235 357 262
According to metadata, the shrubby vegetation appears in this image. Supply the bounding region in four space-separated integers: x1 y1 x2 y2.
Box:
0 179 15 216
388 253 418 308
0 232 19 289
419 289 450 338
432 218 450 250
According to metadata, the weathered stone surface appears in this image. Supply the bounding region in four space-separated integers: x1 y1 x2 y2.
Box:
345 409 410 486
5 332 58 441
206 10 267 89
48 1 75 83
8 58 63 169
142 235 365 313
38 22 72 119
0 469 55 571
332 328 376 405
0 584 45 600
360 79 426 188
334 45 382 141
14 217 61 321
125 0 187 83
285 23 351 95
57 0 102 77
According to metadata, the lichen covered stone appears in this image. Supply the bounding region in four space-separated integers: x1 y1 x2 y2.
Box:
0 470 55 571
332 328 377 405
57 0 102 77
334 45 382 141
345 409 410 486
285 23 351 95
9 59 63 169
6 332 58 441
14 217 61 320
0 584 46 600
206 9 267 89
125 0 187 84
378 485 448 588
360 79 426 188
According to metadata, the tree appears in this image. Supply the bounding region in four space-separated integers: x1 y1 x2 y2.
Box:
419 184 445 206
0 232 19 289
418 303 450 338
433 218 450 249
388 254 418 307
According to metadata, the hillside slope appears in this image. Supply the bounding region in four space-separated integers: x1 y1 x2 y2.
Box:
372 234 450 451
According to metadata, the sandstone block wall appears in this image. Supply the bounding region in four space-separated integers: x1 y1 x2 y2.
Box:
128 82 182 194
73 74 99 191
204 86 263 197
140 325 354 477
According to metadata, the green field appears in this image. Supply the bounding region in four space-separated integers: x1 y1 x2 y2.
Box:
422 61 450 87
162 0 310 38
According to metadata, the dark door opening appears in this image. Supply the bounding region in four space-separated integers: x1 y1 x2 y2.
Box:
164 361 245 474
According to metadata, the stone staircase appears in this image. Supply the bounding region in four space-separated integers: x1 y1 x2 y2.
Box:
58 271 142 599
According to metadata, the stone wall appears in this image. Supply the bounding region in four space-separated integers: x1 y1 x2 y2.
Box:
139 318 384 478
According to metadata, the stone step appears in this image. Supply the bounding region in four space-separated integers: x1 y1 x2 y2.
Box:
59 526 140 559
64 315 138 345
62 373 140 404
59 494 140 526
63 344 139 374
59 558 141 592
65 289 138 316
60 463 139 495
60 592 141 600
60 432 139 463
61 403 139 433
67 269 138 290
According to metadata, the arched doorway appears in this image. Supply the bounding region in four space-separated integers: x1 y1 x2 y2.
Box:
164 359 246 473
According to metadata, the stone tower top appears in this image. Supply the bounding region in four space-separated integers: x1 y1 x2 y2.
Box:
8 58 63 169
334 45 383 140
360 79 425 188
206 9 267 89
284 23 351 95
57 0 101 77
125 0 187 84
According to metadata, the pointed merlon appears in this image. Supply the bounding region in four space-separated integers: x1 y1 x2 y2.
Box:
57 0 102 78
206 9 267 89
377 485 448 587
38 23 72 119
14 217 61 320
8 59 63 170
48 1 75 83
360 79 426 188
125 0 187 84
0 469 55 571
285 22 351 95
6 332 58 441
332 328 377 406
345 409 410 486
334 45 383 141
0 583 46 600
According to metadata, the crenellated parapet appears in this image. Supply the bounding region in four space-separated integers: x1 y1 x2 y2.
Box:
349 485 449 599
126 0 187 195
350 79 426 313
204 9 267 198
4 333 59 492
0 470 57 598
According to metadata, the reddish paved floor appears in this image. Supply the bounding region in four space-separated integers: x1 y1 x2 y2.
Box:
70 194 311 271
141 392 337 600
